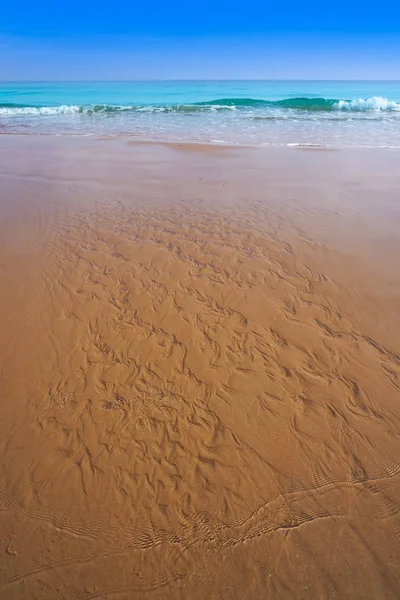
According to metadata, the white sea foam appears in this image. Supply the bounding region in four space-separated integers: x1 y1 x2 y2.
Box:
0 105 81 115
335 96 400 112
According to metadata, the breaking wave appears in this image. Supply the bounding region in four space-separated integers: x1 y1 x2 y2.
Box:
0 104 81 115
1 96 400 116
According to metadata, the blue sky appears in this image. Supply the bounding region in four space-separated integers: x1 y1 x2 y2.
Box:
1 0 400 79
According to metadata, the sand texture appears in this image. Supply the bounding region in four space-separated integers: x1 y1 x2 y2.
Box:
0 138 400 599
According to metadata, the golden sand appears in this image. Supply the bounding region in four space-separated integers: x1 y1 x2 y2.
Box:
0 137 399 599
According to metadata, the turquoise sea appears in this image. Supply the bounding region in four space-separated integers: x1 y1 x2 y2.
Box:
1 81 400 147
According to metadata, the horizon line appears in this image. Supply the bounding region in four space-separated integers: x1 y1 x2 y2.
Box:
1 78 400 83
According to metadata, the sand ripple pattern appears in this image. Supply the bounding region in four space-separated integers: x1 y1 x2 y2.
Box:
1 196 399 599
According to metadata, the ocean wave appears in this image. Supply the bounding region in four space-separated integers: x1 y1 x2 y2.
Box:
1 96 400 116
199 96 400 111
335 96 400 111
0 104 81 115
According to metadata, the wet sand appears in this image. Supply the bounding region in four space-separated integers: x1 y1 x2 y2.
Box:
0 136 400 600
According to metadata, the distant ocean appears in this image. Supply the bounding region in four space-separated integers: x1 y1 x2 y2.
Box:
1 81 400 147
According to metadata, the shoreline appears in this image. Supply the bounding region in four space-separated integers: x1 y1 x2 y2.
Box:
3 131 400 150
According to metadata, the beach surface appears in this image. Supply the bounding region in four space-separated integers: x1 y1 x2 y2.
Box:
0 136 400 599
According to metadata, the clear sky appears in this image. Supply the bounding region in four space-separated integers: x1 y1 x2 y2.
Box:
1 0 400 80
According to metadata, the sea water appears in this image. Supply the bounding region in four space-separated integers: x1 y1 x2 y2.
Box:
1 80 400 147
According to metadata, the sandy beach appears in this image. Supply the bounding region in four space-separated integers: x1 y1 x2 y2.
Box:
0 136 400 599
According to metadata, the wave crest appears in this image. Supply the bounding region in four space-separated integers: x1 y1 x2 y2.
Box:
0 104 81 115
1 96 400 116
335 96 400 111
